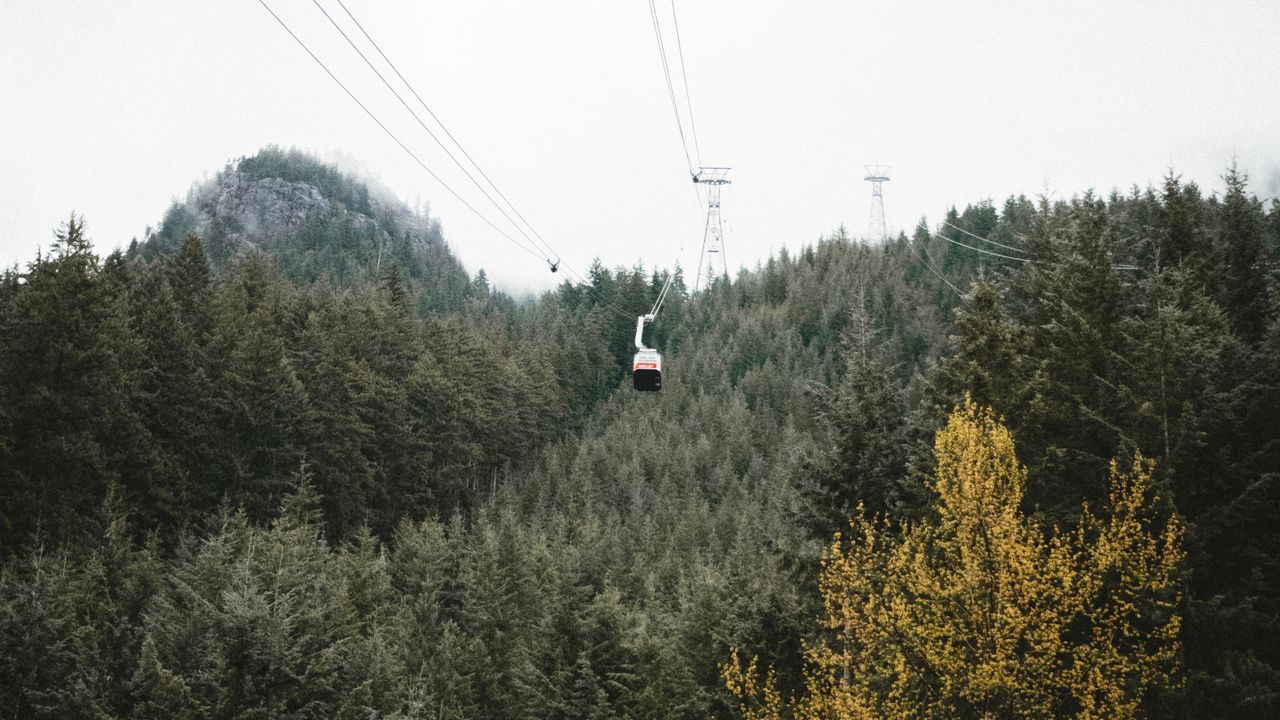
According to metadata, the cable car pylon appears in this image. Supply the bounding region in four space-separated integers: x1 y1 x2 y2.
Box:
693 166 731 290
864 164 890 243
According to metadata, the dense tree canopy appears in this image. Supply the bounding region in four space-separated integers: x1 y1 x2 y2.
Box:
2 152 1279 718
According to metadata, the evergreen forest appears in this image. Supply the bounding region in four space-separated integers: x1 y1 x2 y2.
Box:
3 149 1279 719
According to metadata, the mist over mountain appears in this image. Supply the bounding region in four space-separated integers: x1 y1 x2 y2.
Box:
129 146 476 312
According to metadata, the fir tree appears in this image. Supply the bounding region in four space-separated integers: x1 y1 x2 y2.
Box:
1218 164 1272 343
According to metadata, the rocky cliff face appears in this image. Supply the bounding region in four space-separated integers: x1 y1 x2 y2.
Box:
132 147 471 309
139 150 440 263
183 169 391 252
207 171 329 242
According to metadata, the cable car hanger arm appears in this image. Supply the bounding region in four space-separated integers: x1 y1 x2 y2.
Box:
635 313 656 351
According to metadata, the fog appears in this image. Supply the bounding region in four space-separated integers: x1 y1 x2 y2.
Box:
2 0 1278 293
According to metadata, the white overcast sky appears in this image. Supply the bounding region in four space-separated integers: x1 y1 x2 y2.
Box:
2 1 1279 293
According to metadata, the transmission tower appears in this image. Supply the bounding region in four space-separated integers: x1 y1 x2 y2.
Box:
864 164 890 242
693 166 731 290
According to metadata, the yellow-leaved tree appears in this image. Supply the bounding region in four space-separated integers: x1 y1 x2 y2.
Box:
724 397 1183 720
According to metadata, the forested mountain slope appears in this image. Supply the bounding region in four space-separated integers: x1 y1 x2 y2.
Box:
2 155 1279 719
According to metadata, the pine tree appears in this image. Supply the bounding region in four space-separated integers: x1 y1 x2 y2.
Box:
204 253 309 522
1218 164 1272 343
453 516 554 718
127 635 193 719
1014 196 1128 513
809 298 909 529
291 290 378 541
1114 266 1244 510
128 264 212 528
0 548 106 718
1157 174 1219 291
937 280 1029 416
0 215 154 547
169 233 214 345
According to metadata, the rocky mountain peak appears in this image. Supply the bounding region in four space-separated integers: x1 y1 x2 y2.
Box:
131 147 462 287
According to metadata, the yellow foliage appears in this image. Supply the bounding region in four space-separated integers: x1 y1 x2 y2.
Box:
722 648 787 720
723 396 1183 719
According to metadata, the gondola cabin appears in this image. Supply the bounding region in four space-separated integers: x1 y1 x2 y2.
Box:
632 313 662 391
633 348 662 391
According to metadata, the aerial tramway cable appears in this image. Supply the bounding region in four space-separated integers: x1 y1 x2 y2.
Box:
908 238 964 297
319 0 657 318
667 0 702 168
329 0 563 267
261 0 639 319
309 0 557 266
642 0 710 299
931 229 1140 271
940 220 1026 254
650 267 678 317
648 0 706 216
255 0 546 261
648 0 695 177
932 232 1031 263
317 1 640 313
